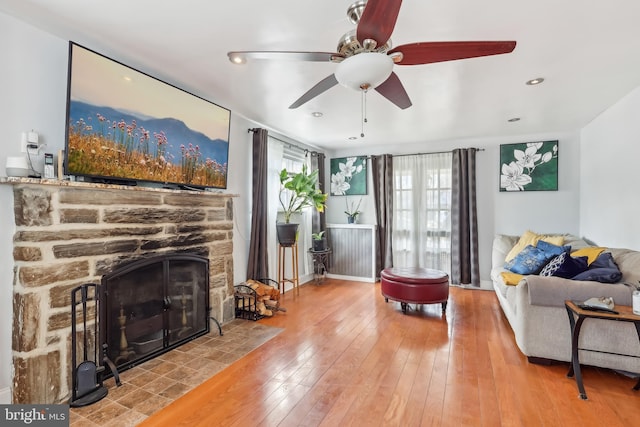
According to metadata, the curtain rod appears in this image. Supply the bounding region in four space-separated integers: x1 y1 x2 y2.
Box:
391 148 485 158
248 128 318 155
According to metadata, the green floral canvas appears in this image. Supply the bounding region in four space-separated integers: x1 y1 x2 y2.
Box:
500 141 558 192
330 156 367 195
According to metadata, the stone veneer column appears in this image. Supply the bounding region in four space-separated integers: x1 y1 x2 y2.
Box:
8 181 235 404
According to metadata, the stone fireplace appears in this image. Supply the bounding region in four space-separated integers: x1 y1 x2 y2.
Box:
5 178 236 404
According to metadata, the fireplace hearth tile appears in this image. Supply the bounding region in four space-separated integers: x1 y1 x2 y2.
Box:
117 389 154 410
158 382 190 400
144 376 177 395
163 365 198 381
85 401 130 424
128 370 161 388
146 360 179 376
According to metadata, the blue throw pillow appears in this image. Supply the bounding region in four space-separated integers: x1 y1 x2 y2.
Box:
553 255 589 279
536 240 571 257
505 245 554 275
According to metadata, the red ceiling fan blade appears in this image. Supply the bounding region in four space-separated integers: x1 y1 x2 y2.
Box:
356 0 402 47
390 41 516 65
228 51 339 64
375 72 412 109
289 74 339 109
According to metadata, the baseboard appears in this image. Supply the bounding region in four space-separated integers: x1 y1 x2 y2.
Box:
0 386 10 404
326 273 376 283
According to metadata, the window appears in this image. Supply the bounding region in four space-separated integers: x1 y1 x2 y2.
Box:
392 153 452 274
267 137 311 279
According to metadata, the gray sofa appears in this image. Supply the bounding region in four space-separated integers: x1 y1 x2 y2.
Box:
491 233 640 375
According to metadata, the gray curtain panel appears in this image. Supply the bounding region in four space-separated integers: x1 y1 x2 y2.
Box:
371 154 394 276
451 148 480 286
247 128 269 279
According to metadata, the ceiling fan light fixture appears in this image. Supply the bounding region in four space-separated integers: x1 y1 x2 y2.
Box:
335 52 393 91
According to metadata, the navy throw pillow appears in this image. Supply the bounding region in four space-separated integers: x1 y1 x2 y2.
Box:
553 255 589 279
571 252 622 283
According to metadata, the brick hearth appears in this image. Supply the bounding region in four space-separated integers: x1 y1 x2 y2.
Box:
4 179 236 404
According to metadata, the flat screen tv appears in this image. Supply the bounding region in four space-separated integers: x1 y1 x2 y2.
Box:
65 42 231 189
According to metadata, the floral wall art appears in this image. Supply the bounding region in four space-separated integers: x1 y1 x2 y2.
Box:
330 156 367 196
500 141 558 192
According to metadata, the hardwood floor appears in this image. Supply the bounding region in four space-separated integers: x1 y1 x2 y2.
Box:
140 279 639 427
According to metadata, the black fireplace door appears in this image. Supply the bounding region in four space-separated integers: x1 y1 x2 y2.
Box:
101 254 209 373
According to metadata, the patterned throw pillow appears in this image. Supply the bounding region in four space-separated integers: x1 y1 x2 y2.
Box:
540 252 566 276
504 245 554 275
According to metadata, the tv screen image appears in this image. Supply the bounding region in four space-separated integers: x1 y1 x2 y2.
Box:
65 42 231 189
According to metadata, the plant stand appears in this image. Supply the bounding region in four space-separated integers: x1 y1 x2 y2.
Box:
278 243 299 293
308 248 331 284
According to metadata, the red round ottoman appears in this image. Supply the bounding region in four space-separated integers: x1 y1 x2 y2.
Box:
381 267 449 314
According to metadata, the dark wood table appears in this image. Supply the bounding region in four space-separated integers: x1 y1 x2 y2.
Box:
564 300 640 399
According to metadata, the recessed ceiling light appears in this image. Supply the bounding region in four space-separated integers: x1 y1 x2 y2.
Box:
311 112 323 118
508 117 521 122
526 78 544 85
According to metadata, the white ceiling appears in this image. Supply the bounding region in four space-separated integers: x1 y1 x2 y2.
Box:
2 0 640 150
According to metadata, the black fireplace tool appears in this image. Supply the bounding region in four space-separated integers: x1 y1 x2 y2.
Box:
70 283 121 407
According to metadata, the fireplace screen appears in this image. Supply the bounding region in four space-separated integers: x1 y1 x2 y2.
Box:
101 254 209 373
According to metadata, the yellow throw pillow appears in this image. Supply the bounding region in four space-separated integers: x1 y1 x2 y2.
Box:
504 231 565 262
501 272 525 286
505 230 538 261
571 247 606 265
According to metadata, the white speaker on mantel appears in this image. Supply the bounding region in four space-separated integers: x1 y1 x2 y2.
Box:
5 156 30 177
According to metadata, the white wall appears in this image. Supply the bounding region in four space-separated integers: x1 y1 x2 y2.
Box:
580 86 640 250
327 130 581 284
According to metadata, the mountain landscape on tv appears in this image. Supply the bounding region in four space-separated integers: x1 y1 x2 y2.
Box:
67 101 229 188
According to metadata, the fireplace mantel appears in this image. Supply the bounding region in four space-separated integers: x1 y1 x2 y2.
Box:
0 176 238 198
3 177 237 404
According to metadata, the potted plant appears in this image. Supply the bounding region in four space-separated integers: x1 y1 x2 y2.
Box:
344 197 362 224
277 165 328 246
311 231 326 251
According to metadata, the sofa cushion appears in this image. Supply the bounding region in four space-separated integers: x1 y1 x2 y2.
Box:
505 245 555 275
505 230 565 261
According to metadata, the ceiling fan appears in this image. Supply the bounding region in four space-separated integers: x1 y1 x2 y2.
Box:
228 0 516 110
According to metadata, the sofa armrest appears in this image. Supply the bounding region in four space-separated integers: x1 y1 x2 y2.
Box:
524 275 633 308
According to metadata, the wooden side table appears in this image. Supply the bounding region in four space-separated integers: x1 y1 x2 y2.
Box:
564 300 640 399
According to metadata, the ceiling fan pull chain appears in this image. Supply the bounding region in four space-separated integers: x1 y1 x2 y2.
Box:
361 89 368 138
